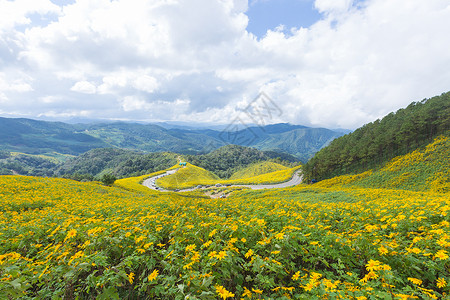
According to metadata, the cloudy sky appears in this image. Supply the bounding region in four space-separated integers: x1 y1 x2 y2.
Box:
0 0 449 129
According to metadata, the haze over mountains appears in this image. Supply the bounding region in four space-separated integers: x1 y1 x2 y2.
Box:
0 117 345 162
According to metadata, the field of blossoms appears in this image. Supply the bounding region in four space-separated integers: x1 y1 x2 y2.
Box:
0 137 449 299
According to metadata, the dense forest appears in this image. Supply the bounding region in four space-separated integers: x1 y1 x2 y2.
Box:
303 92 450 181
55 149 178 180
0 153 58 177
184 145 299 178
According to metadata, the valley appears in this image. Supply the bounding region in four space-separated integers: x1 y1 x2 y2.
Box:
0 92 448 299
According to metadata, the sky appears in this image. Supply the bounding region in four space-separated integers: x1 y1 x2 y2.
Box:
0 0 449 129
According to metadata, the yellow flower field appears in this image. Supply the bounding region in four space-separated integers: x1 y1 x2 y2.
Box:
0 170 449 299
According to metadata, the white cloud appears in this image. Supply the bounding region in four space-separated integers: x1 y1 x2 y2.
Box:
132 76 159 93
314 0 354 14
0 0 449 129
0 73 33 93
0 0 60 32
70 81 96 94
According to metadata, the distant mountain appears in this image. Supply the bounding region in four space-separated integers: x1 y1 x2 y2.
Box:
196 123 343 162
0 117 107 155
0 117 346 161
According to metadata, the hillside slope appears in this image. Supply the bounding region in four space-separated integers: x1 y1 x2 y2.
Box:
156 163 219 189
229 161 288 180
303 92 450 181
314 136 449 193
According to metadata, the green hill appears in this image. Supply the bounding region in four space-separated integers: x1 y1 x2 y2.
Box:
303 92 450 181
229 161 288 180
56 148 178 179
314 136 449 193
156 163 219 189
184 145 298 179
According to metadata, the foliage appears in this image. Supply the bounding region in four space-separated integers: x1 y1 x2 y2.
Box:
1 172 449 299
303 91 450 181
0 152 59 177
0 151 10 159
100 174 117 186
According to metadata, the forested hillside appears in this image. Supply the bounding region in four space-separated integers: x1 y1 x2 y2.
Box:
313 136 449 193
303 92 449 181
56 149 178 179
0 153 59 176
184 145 298 178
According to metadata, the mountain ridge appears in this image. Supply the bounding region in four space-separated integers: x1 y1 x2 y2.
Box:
0 117 346 161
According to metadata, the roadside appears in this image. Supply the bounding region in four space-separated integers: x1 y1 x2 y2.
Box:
142 168 303 195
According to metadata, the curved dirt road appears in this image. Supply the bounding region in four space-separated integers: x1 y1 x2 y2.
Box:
142 169 303 192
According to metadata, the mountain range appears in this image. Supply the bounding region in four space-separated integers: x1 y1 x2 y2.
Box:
0 117 346 162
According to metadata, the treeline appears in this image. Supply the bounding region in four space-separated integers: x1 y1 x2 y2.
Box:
184 145 299 178
303 92 450 181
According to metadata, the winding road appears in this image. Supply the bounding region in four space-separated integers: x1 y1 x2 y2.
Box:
142 168 303 193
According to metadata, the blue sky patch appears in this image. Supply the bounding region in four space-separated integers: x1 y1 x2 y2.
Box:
246 0 322 38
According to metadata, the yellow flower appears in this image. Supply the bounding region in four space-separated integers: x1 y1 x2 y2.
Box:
304 282 315 291
64 229 77 241
216 251 227 260
242 287 252 298
252 288 263 294
437 277 447 288
365 259 382 271
144 242 153 249
148 269 158 282
407 277 422 285
185 244 196 252
241 238 246 243
378 246 388 255
216 285 234 299
434 250 449 260
128 272 135 284
244 249 254 259
275 232 284 240
292 271 300 281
